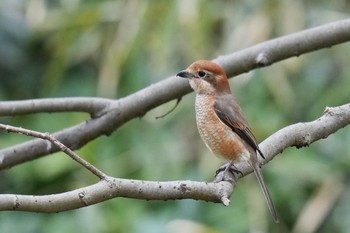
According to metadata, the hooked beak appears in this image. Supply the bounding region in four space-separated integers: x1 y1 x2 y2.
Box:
176 70 195 79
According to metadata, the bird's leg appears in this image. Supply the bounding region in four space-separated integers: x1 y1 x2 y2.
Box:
214 161 242 183
216 161 243 176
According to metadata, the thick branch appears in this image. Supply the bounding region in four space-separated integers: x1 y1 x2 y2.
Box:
0 104 348 212
232 104 350 176
260 105 350 164
216 19 350 76
0 19 350 169
0 177 233 212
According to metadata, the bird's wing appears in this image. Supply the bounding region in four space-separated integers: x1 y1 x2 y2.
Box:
214 95 264 158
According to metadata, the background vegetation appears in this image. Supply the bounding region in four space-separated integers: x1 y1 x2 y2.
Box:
0 1 350 232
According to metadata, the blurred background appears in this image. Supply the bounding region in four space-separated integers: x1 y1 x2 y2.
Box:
0 0 350 232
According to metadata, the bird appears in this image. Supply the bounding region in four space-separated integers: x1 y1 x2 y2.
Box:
176 60 279 222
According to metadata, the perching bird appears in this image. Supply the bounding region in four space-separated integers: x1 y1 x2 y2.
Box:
176 60 278 222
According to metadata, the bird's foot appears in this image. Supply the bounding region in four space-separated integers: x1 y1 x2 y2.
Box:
214 162 242 183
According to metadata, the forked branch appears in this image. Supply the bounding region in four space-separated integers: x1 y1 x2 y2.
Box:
0 104 348 212
0 19 350 170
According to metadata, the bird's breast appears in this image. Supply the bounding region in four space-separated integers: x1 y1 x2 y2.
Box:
195 95 248 161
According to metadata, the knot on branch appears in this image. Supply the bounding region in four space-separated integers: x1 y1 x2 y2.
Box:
255 52 271 67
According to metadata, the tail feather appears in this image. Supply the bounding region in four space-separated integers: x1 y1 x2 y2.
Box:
252 163 279 223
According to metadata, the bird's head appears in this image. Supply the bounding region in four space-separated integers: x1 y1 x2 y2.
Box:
176 60 231 95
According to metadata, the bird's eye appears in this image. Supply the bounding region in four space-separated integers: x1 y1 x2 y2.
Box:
198 71 206 78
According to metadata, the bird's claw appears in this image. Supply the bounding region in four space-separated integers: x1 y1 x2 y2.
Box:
214 162 242 183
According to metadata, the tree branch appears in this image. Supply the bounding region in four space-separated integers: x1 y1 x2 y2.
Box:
260 105 350 164
0 177 233 212
216 19 350 76
231 104 350 176
0 97 112 117
0 123 106 179
0 19 350 169
0 104 348 212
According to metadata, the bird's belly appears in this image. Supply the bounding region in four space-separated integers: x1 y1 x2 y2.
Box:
195 97 248 161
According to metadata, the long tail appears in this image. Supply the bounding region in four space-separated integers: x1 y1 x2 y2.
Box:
252 163 279 223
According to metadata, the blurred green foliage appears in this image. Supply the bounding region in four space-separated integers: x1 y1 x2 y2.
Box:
0 0 350 232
